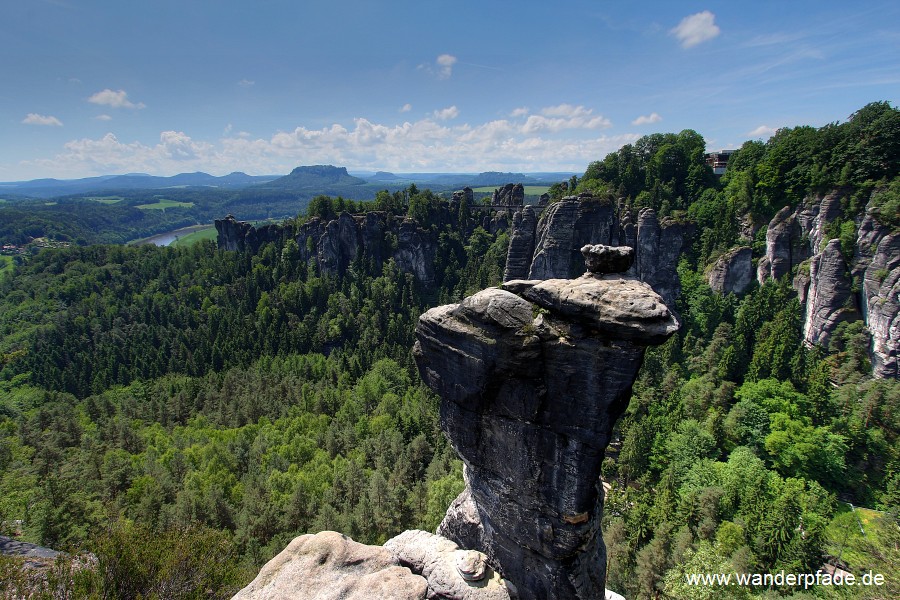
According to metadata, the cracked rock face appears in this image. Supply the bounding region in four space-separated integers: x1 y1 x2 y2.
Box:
413 246 678 600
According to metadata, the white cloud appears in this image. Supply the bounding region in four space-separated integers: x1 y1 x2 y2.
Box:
87 89 146 109
671 11 720 48
521 104 612 133
436 54 457 79
238 79 255 87
632 112 662 126
433 106 459 120
19 110 640 178
22 113 63 126
400 103 412 113
541 104 591 118
748 125 777 138
510 107 529 118
94 114 112 121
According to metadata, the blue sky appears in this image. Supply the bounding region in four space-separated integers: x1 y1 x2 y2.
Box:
3 0 899 180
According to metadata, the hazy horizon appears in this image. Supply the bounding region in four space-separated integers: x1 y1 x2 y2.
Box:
4 1 899 180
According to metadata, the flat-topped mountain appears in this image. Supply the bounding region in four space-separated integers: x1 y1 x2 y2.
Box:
253 165 366 191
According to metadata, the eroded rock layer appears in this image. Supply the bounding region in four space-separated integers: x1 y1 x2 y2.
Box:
414 246 678 599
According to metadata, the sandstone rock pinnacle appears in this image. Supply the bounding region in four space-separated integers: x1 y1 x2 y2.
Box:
414 245 679 599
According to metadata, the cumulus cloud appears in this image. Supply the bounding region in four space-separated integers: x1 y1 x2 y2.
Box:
94 114 112 121
87 89 146 109
632 112 662 126
21 108 639 178
400 103 412 113
433 106 459 120
521 104 612 133
238 79 255 87
671 11 720 48
748 125 777 138
510 107 529 118
436 54 457 78
420 54 458 79
23 113 63 126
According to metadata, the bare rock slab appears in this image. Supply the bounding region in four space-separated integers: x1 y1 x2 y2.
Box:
385 530 511 600
232 531 427 600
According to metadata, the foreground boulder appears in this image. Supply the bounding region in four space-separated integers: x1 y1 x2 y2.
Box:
232 531 427 600
414 244 678 599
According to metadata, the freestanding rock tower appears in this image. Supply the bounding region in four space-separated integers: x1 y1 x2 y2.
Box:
414 244 679 599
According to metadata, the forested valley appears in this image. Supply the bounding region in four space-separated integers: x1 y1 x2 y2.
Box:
1 102 899 599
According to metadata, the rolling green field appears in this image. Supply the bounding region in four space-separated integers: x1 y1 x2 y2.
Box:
170 226 218 246
471 185 551 195
86 196 124 204
136 198 195 210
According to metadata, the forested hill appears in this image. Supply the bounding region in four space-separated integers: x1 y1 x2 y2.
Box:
0 102 898 598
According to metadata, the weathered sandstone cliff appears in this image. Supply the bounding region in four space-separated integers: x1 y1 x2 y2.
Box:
756 189 898 377
515 195 692 306
706 246 753 295
215 212 437 285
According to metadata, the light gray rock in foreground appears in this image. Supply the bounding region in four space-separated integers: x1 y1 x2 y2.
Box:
385 530 511 600
232 531 427 600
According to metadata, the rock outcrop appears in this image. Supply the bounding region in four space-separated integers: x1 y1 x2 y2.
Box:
521 196 692 306
757 190 848 285
385 530 511 600
216 212 437 285
491 184 525 208
215 215 282 253
706 246 753 295
802 239 860 347
528 198 583 279
757 205 810 284
753 188 898 378
453 187 475 206
631 208 694 306
503 206 537 282
233 531 427 600
415 245 679 599
854 210 900 378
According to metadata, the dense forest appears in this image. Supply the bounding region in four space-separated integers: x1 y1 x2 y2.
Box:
1 102 898 598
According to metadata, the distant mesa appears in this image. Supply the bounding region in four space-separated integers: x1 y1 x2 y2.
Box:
255 165 366 190
367 171 403 181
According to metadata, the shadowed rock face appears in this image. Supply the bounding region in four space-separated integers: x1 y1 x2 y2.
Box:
414 245 678 600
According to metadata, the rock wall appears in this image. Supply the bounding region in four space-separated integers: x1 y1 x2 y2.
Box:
802 239 860 347
706 246 753 295
854 210 900 378
216 212 437 285
503 206 537 282
520 195 692 306
491 183 525 208
415 245 679 600
755 188 898 378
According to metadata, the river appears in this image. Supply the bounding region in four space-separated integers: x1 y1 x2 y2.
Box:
130 224 214 247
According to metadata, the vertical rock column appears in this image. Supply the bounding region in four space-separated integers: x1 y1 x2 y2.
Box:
414 245 679 600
